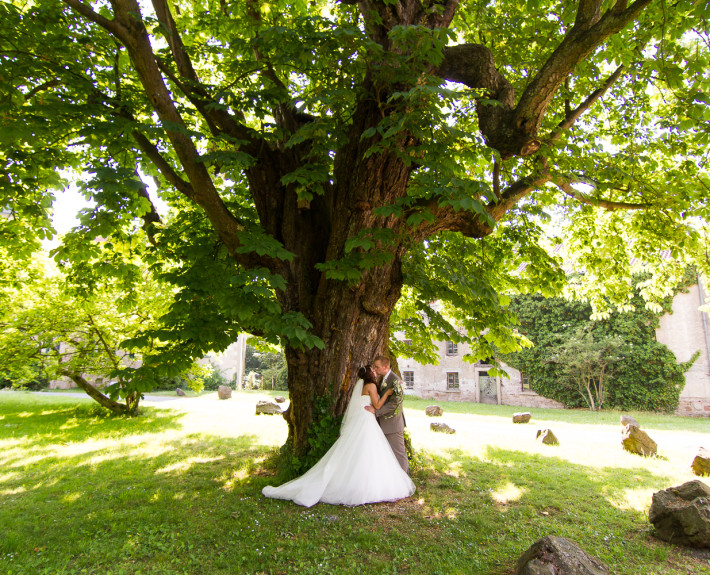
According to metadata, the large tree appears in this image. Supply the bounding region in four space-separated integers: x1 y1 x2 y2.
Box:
1 1 709 456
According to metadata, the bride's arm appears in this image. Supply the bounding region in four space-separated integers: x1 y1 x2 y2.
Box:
368 387 393 410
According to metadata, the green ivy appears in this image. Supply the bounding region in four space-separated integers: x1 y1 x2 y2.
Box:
504 274 699 412
281 393 343 479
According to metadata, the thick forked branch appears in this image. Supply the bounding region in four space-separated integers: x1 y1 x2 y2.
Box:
436 43 515 107
434 1 650 159
435 43 521 155
514 0 651 141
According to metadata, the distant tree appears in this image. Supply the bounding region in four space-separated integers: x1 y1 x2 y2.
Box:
0 254 203 414
244 344 288 390
550 329 624 411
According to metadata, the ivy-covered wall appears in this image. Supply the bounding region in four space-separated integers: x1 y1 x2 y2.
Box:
504 279 698 412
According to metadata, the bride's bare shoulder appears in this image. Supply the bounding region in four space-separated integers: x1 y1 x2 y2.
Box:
361 382 376 395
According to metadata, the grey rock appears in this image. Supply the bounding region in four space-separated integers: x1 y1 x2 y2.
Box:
620 414 640 428
217 385 232 400
176 388 186 396
513 412 532 424
621 424 657 456
536 429 559 446
649 480 710 548
692 447 710 477
256 400 282 415
514 535 609 575
274 396 287 404
430 422 455 434
425 405 443 417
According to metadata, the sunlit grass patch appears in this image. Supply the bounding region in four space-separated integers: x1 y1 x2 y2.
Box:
491 481 526 506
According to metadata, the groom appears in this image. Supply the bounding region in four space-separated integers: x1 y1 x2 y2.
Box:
365 355 408 474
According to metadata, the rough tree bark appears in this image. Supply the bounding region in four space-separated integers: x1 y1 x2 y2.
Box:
61 0 654 457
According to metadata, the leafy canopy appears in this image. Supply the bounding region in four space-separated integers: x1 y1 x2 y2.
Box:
0 0 709 382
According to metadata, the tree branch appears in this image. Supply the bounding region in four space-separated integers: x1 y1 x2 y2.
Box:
554 176 649 210
61 0 118 33
514 0 652 141
24 79 61 100
127 163 163 244
150 0 258 148
409 163 553 241
63 0 275 270
62 370 131 414
85 313 121 371
487 171 553 222
129 129 195 199
575 0 604 29
547 64 626 144
243 0 311 138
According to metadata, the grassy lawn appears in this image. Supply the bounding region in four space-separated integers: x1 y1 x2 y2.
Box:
34 388 215 398
1 391 709 574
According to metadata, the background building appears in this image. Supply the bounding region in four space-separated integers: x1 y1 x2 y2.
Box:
398 282 710 416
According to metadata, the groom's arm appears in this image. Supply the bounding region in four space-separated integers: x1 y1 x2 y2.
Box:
374 377 404 418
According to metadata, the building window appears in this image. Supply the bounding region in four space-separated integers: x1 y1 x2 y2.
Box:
477 357 493 366
446 341 458 356
403 371 414 389
447 372 460 390
521 373 531 391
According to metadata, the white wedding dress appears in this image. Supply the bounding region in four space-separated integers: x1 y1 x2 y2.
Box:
262 380 416 507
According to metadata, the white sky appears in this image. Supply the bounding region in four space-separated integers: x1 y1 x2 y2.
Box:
45 175 166 251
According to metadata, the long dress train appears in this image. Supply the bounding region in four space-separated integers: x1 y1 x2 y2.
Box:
262 380 415 507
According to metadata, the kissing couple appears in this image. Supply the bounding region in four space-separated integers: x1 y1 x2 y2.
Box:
262 355 415 507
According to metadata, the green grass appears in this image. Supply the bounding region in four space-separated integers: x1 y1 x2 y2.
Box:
0 391 708 574
403 395 710 431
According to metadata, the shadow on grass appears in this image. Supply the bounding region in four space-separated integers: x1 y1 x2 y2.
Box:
2 411 708 575
0 394 184 449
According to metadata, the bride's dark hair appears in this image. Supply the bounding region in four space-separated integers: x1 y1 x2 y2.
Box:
357 365 377 384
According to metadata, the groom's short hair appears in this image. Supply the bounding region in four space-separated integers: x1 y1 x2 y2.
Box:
373 355 390 367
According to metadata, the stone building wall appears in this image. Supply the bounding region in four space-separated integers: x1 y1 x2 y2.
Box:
397 339 563 409
398 281 710 416
656 282 710 416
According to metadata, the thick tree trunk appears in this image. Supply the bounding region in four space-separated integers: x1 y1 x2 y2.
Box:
253 97 412 458
282 257 404 456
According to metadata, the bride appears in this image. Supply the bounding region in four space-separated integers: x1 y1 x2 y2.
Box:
262 366 416 507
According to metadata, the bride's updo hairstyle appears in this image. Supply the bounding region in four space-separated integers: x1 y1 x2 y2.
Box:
357 365 377 384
